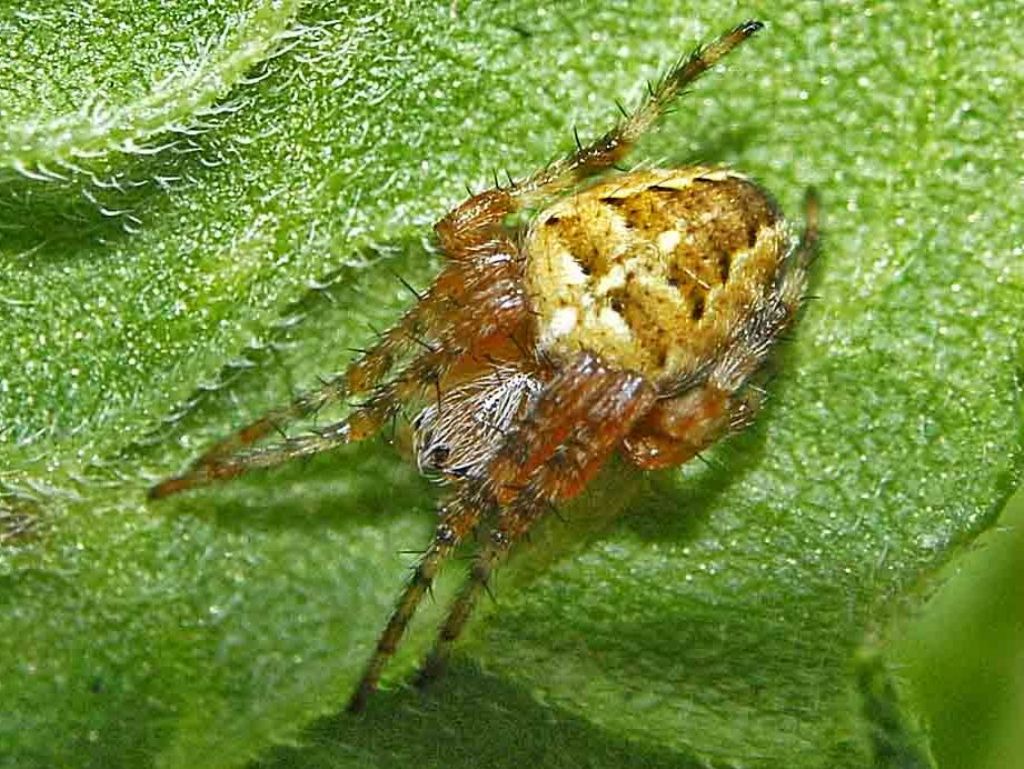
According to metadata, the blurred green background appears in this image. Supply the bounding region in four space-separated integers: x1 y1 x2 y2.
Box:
897 489 1024 769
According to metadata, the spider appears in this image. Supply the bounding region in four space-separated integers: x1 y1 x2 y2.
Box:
149 19 819 713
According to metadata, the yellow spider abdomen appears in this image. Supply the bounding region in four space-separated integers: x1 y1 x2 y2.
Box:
523 167 787 382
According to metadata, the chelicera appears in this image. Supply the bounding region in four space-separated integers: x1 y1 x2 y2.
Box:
150 19 819 713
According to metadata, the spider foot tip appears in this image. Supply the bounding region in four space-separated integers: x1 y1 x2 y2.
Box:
147 479 177 500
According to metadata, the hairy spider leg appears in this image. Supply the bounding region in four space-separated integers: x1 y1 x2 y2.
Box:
621 190 821 470
433 20 764 257
149 356 434 499
515 19 764 205
412 356 656 687
346 495 482 713
149 277 531 499
149 249 530 499
344 354 620 710
343 306 540 712
178 251 518 470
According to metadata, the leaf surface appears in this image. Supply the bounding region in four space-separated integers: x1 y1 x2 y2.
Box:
1 2 1021 768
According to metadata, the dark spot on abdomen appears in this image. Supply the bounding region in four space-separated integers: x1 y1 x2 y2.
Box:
691 295 705 320
717 251 731 282
747 220 760 247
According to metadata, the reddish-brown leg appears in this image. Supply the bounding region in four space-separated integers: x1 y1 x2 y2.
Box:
346 495 481 713
620 385 733 470
434 19 765 254
149 268 534 499
176 249 522 473
343 326 543 713
415 354 657 685
512 19 764 207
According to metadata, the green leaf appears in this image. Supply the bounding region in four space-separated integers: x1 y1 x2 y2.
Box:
1 2 1021 768
854 647 935 769
893 488 1024 769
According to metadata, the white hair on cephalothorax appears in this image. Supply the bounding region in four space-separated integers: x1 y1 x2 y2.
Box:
412 368 544 481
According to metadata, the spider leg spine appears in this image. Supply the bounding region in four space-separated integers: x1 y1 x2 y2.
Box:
416 360 656 686
148 421 353 499
506 20 763 209
347 498 484 713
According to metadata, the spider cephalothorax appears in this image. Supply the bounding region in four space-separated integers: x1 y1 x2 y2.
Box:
150 19 819 712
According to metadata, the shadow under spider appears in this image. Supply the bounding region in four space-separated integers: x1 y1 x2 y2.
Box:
622 402 774 545
252 659 708 769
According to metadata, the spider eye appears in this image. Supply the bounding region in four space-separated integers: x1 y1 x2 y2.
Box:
429 446 451 467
